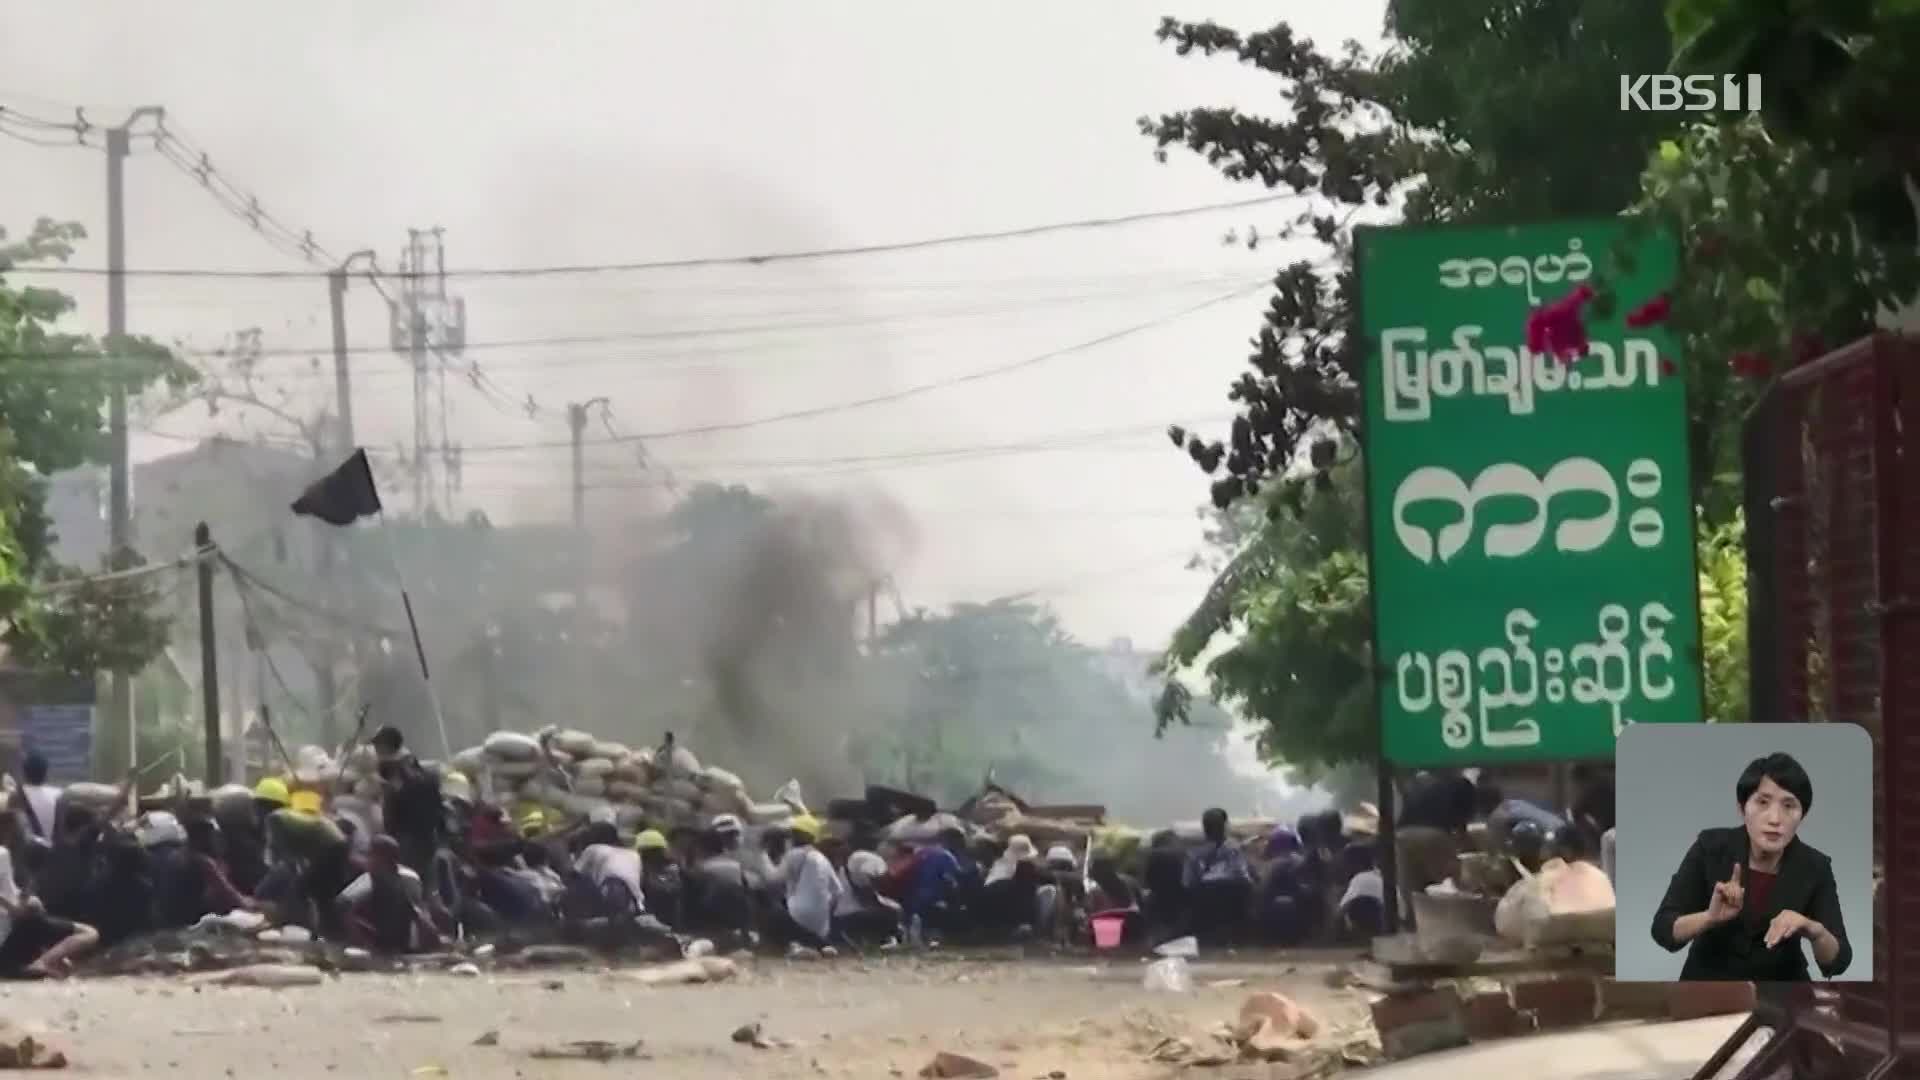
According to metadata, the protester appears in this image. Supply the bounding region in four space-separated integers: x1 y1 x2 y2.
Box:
978 835 1043 934
1394 772 1479 921
834 845 902 946
1339 867 1386 940
1183 808 1254 942
636 829 684 930
339 835 441 954
1086 855 1142 945
1255 829 1314 945
570 821 645 921
0 811 96 979
686 824 755 946
372 727 444 880
774 816 841 952
1142 830 1187 933
266 793 357 937
902 829 970 943
10 753 61 847
182 819 254 919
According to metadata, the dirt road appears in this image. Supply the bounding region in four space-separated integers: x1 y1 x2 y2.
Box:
0 952 1372 1079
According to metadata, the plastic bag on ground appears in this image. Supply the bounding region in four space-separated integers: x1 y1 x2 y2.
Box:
1494 857 1616 948
1154 936 1199 959
1143 957 1192 993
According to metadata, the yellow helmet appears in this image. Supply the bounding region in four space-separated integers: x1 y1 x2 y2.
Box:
289 790 325 816
253 777 291 807
634 829 669 852
517 808 549 838
789 815 822 841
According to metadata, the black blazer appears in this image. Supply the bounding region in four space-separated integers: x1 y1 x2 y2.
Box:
1651 827 1852 982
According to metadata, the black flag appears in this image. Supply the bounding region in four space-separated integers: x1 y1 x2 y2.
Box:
291 448 383 526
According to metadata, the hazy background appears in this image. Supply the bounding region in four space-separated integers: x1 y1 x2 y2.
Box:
0 2 1391 818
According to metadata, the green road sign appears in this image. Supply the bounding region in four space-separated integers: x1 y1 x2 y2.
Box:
1357 219 1702 766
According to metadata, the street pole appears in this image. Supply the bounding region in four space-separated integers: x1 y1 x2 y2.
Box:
569 403 588 530
105 106 163 778
328 268 355 451
315 252 376 744
568 397 609 532
195 522 223 787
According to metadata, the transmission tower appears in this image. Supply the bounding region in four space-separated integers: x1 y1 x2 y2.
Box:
387 228 467 514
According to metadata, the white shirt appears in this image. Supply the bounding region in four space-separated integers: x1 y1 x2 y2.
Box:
1340 869 1384 911
339 865 422 905
780 847 842 940
574 844 646 910
20 785 59 842
835 851 897 917
0 847 18 942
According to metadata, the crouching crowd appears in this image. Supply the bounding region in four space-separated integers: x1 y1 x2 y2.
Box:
0 731 1405 977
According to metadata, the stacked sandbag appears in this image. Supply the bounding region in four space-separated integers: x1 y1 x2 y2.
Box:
437 727 780 835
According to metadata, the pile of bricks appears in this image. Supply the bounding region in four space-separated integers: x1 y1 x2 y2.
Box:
1368 976 1757 1060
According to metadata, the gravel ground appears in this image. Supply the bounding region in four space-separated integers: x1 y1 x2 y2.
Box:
0 951 1374 1079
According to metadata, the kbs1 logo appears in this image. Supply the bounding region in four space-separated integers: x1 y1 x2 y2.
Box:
1618 74 1763 112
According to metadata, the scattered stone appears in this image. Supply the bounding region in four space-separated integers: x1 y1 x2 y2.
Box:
503 945 594 968
1237 991 1320 1040
0 1021 67 1069
732 1023 773 1049
541 979 565 991
919 1051 999 1078
624 956 741 987
526 1040 646 1063
374 1014 442 1025
472 1030 500 1047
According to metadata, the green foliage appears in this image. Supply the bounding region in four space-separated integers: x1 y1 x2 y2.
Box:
1156 457 1374 773
1697 513 1749 723
1614 118 1920 523
1141 3 1682 502
1666 0 1920 246
0 218 196 675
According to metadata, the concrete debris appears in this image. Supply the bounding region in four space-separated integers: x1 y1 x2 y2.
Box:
472 1031 500 1047
623 956 741 987
186 963 325 988
525 1039 647 1062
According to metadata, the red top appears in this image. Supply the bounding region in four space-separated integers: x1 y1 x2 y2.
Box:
1744 867 1778 922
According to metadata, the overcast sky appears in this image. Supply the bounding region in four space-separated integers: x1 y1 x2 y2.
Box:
1 1 1388 649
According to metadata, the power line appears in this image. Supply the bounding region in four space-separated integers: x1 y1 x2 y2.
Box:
14 193 1310 280
0 276 1264 366
469 283 1266 449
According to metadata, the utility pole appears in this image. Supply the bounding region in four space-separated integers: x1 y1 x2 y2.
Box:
568 398 608 531
195 523 223 787
105 106 163 777
317 250 375 744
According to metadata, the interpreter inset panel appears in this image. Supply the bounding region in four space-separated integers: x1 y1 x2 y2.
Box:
1614 722 1873 982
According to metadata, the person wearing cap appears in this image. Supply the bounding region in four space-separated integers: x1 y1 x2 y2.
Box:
685 821 755 946
635 829 684 930
833 842 901 946
774 816 841 952
266 796 355 938
371 727 445 882
977 835 1044 936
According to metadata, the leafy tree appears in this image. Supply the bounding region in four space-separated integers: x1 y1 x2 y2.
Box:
871 598 1299 820
1666 0 1920 246
0 218 194 676
1155 455 1373 774
1141 3 1683 504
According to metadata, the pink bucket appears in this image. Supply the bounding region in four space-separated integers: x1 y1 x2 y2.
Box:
1091 913 1126 950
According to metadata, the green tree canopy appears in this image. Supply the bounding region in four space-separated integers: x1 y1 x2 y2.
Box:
0 218 195 676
